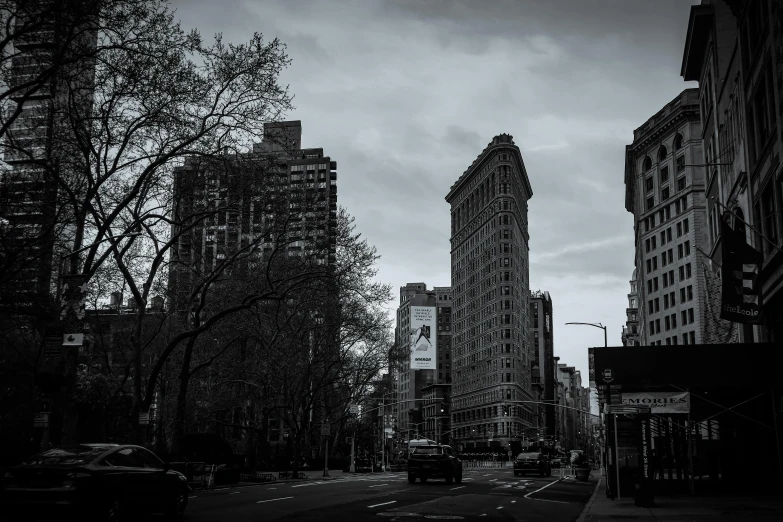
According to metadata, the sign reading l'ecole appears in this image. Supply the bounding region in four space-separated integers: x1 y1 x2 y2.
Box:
621 391 690 413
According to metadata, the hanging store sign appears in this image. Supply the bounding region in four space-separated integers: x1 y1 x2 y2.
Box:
621 391 690 413
720 215 763 324
410 306 437 370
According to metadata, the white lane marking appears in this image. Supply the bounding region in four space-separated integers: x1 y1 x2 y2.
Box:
489 479 497 482
267 487 277 490
188 496 197 499
229 491 241 495
479 515 487 517
511 500 517 503
525 479 560 497
450 486 466 490
368 500 397 508
497 506 504 510
257 496 294 504
291 481 325 488
368 484 388 487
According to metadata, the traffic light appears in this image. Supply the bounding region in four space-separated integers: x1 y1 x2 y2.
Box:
440 402 449 415
502 404 509 416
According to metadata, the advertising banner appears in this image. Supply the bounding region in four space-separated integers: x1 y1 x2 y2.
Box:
410 306 436 369
621 391 690 413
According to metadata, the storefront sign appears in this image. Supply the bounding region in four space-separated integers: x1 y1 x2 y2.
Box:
621 391 690 413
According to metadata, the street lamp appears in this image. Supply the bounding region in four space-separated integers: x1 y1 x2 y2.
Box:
565 321 608 481
564 322 607 348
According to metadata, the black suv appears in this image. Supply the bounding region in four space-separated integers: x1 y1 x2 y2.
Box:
513 451 551 477
407 445 463 484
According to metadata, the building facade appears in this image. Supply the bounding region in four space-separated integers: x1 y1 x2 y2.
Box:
621 270 641 346
445 133 534 452
529 290 556 443
393 283 452 441
0 0 98 315
625 89 709 346
682 0 783 343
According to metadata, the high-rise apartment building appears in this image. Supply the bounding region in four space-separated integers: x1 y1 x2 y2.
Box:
170 121 337 300
0 0 98 315
529 290 555 443
625 90 708 346
445 134 534 452
682 0 783 343
621 270 640 346
393 283 451 440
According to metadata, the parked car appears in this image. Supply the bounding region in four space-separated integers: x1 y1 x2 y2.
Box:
513 451 551 477
0 443 189 521
407 445 462 484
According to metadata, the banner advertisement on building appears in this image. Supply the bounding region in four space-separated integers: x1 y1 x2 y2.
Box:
621 391 690 413
720 214 763 324
410 306 436 370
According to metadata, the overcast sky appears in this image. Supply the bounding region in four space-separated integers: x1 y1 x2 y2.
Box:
173 0 698 381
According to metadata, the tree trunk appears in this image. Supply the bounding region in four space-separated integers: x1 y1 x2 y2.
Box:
170 337 196 456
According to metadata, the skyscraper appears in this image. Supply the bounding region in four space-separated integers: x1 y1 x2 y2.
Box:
625 90 708 346
445 133 534 453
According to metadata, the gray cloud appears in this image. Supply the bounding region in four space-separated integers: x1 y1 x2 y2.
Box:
172 0 700 378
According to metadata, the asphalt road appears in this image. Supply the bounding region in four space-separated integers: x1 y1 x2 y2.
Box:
182 468 598 522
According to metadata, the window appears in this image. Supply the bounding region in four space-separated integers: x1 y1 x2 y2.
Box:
683 333 689 345
646 196 655 211
681 310 687 325
651 236 657 249
656 319 661 333
671 313 677 328
687 285 693 301
653 277 659 291
677 222 682 237
679 266 685 281
664 294 669 309
684 218 689 233
665 316 670 330
680 287 686 302
688 308 694 323
689 331 696 344
658 145 667 162
661 231 666 245
686 263 692 278
674 134 683 151
678 244 684 259
676 155 685 173
646 238 651 253
643 156 652 171
646 259 652 273
677 177 687 191
652 257 658 270
660 166 669 184
104 448 142 468
661 252 667 267
685 241 691 256
662 187 670 200
654 298 660 312
667 228 672 242
645 177 654 192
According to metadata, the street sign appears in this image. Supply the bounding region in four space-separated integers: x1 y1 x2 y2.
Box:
63 333 84 346
321 423 330 436
139 411 150 425
349 404 359 414
33 413 49 428
602 368 613 383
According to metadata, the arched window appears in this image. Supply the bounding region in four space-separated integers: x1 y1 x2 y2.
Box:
643 156 652 171
658 145 668 162
674 134 684 151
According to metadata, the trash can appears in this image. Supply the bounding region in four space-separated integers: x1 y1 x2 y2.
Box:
575 467 590 482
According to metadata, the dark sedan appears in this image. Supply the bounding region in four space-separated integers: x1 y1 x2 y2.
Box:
513 451 551 477
0 443 189 521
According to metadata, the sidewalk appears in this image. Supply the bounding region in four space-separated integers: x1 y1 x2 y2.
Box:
577 479 783 521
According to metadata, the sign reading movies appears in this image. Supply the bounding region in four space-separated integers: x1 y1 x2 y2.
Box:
410 306 437 370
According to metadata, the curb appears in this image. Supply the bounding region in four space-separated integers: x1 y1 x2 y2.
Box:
575 477 602 522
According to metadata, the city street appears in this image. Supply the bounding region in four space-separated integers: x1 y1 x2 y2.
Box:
182 470 596 521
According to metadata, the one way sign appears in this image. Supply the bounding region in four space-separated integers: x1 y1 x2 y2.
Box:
62 333 84 346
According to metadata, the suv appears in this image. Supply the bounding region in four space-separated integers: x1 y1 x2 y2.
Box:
513 452 551 477
407 445 462 484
